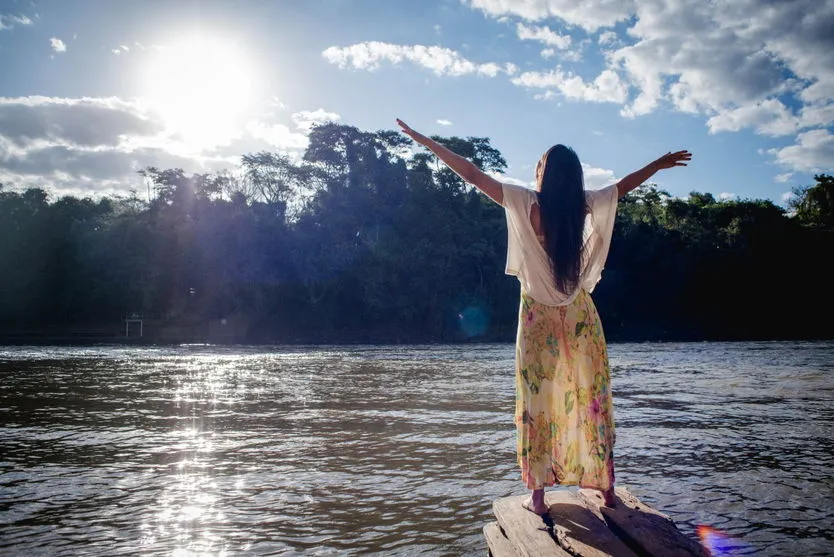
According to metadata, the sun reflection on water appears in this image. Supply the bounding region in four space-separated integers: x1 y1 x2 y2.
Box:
154 358 241 556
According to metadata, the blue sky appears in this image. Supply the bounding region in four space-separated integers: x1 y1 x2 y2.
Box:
1 0 833 205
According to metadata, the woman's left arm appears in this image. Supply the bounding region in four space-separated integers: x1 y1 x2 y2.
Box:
397 119 503 205
615 150 692 198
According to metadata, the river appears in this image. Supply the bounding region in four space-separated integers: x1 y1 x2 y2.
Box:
1 341 832 556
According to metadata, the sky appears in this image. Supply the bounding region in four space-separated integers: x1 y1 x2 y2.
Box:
1 0 833 205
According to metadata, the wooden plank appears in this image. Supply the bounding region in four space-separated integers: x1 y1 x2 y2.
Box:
578 487 708 557
544 490 638 557
493 495 571 557
483 521 522 557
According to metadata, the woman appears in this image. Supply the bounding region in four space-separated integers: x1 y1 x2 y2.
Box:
397 118 691 513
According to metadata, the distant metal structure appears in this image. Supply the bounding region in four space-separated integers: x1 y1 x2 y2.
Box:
125 313 143 338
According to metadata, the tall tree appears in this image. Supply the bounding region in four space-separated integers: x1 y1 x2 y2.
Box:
790 174 834 229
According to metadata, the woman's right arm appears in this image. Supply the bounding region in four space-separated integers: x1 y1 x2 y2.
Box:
616 150 692 198
397 119 504 205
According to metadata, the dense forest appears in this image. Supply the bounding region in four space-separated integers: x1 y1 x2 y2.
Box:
1 122 832 343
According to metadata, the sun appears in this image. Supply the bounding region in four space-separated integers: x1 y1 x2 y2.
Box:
142 36 255 152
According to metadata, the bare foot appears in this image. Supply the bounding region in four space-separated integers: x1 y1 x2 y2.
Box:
601 488 617 508
522 496 549 515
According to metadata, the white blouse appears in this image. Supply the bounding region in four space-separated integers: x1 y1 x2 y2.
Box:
502 182 619 306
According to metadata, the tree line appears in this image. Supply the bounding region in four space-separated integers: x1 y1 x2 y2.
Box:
1 122 832 343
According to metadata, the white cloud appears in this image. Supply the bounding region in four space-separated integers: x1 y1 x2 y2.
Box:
493 173 533 188
0 13 33 30
0 96 183 194
322 41 517 77
598 31 618 46
512 68 628 104
582 162 617 189
515 22 583 61
495 164 615 191
0 95 332 197
111 49 122 55
50 37 66 53
470 0 833 121
516 23 571 49
490 160 612 191
246 121 308 149
799 103 834 129
769 129 834 173
257 97 288 120
464 0 634 31
781 191 794 202
119 44 129 52
0 96 162 148
291 108 341 132
612 0 834 122
775 172 794 183
328 2 832 175
437 119 453 126
0 144 206 183
706 99 799 137
718 192 736 201
464 0 834 173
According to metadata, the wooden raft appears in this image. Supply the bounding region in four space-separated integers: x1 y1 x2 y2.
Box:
484 487 709 557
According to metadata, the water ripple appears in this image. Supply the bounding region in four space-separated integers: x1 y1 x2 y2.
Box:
0 341 832 555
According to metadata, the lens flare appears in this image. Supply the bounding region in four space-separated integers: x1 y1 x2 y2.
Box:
458 305 488 338
697 525 751 556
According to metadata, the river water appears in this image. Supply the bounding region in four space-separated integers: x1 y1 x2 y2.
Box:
1 341 832 556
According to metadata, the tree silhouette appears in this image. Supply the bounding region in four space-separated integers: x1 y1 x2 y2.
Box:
0 123 831 342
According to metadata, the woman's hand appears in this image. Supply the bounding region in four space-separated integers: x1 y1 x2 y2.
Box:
652 150 692 171
396 118 429 146
616 150 693 198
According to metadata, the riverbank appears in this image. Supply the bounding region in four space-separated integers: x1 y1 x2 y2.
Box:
2 322 831 346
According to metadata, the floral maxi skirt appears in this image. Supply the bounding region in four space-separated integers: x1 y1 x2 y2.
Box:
515 288 615 491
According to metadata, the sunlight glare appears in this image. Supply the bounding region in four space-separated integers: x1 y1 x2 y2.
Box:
143 36 255 152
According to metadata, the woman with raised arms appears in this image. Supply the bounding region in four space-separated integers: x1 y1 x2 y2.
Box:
397 118 691 513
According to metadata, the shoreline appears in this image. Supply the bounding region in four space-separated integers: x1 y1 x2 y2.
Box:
1 334 831 347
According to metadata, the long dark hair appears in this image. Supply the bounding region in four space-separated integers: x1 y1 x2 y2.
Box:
537 145 586 294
